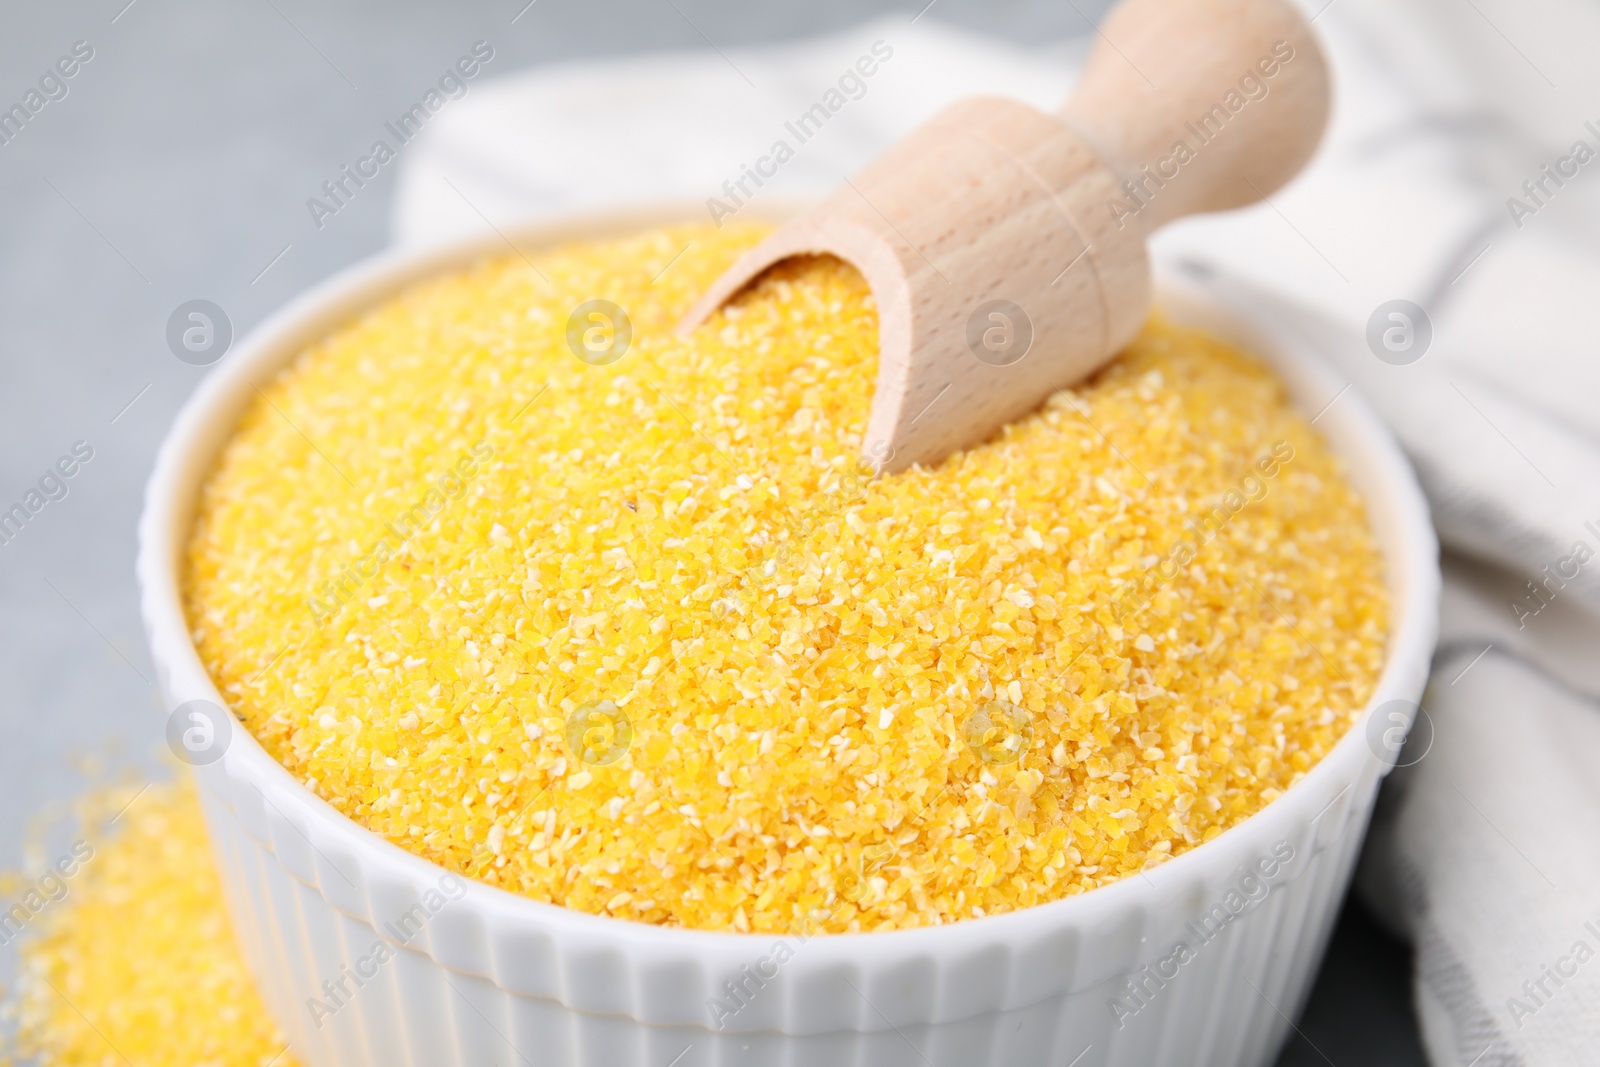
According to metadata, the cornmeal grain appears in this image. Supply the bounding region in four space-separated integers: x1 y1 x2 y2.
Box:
184 222 1388 934
2 781 299 1066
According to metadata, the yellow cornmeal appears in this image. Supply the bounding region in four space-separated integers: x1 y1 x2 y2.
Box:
184 222 1387 934
2 781 299 1067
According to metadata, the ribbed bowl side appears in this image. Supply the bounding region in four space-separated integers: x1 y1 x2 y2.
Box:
191 742 1385 1067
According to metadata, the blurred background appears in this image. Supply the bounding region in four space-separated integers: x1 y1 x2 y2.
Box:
0 0 1483 1061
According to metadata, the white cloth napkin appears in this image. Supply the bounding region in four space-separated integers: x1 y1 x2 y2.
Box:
390 5 1600 1062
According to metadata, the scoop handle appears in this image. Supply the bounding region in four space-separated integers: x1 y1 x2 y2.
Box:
1059 0 1330 233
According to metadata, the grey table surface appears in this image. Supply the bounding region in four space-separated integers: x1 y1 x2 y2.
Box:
0 1 1425 1063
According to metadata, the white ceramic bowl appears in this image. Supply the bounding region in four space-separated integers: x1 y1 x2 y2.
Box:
138 205 1438 1067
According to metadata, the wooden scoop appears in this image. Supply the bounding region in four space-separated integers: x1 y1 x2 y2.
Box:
678 0 1330 473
